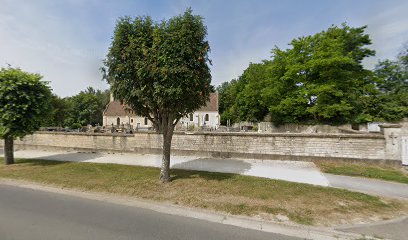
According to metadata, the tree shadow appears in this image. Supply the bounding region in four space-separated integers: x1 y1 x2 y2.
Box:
27 152 104 162
15 158 69 166
1 150 104 166
171 158 252 181
171 169 239 181
7 151 104 163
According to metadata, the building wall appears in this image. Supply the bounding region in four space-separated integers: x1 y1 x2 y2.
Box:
6 131 401 164
179 111 220 129
104 116 153 129
104 112 219 129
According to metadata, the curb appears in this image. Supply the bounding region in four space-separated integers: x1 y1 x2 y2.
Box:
0 179 373 240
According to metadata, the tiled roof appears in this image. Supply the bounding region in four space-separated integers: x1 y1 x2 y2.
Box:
197 92 218 112
103 92 219 116
103 101 136 117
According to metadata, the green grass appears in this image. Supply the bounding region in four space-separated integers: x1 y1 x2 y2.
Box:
315 161 408 184
0 158 407 226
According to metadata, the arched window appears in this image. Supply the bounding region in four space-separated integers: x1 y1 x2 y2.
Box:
144 117 148 125
189 113 194 121
205 114 209 121
116 117 120 125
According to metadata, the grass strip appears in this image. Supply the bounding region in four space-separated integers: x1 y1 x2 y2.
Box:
315 161 408 184
1 158 407 226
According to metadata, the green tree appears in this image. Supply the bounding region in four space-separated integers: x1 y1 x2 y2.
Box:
67 92 102 127
235 62 269 122
103 9 211 182
399 43 408 67
371 45 408 121
0 67 51 164
42 94 70 127
217 80 239 125
62 87 110 128
219 24 376 125
218 63 269 124
83 87 111 107
261 24 376 124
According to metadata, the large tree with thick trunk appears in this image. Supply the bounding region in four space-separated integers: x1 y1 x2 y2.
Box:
103 9 212 183
0 67 51 164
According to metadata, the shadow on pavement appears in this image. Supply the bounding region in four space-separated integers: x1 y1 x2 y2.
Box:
171 158 252 181
29 152 104 162
6 152 104 165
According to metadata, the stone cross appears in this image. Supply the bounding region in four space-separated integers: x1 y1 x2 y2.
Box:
389 132 398 145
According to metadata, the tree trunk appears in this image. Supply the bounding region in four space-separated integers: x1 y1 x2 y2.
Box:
4 136 14 165
159 115 175 183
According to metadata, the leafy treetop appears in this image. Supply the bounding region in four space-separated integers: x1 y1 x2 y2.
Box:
0 67 51 138
104 9 211 131
220 23 379 125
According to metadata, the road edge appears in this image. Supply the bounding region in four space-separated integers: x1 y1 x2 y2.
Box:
0 178 372 240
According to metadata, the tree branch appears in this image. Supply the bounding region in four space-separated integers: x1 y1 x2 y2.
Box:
172 117 180 127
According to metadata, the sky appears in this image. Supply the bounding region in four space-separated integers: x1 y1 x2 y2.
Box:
1 0 408 97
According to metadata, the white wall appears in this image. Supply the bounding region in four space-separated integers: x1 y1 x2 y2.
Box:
104 116 129 127
104 111 219 129
104 116 152 129
179 111 220 129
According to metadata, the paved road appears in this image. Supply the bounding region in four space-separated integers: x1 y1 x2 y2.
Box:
338 217 408 240
325 173 408 199
0 184 300 240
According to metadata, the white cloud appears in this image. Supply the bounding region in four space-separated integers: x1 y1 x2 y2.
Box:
1 0 407 95
0 0 109 97
364 1 408 68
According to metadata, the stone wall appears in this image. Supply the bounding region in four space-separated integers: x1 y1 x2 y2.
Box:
3 131 400 164
257 122 352 134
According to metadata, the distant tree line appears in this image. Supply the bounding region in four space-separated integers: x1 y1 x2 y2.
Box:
218 23 408 125
43 87 110 128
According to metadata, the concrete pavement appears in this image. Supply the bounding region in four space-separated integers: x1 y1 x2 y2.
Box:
325 173 408 199
4 149 330 186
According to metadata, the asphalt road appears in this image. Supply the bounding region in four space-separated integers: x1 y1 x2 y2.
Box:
0 184 301 240
339 217 408 240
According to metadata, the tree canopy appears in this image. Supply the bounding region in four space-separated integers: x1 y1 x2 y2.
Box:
64 87 109 127
43 87 110 128
104 9 212 182
0 67 51 164
368 45 408 121
219 24 392 125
